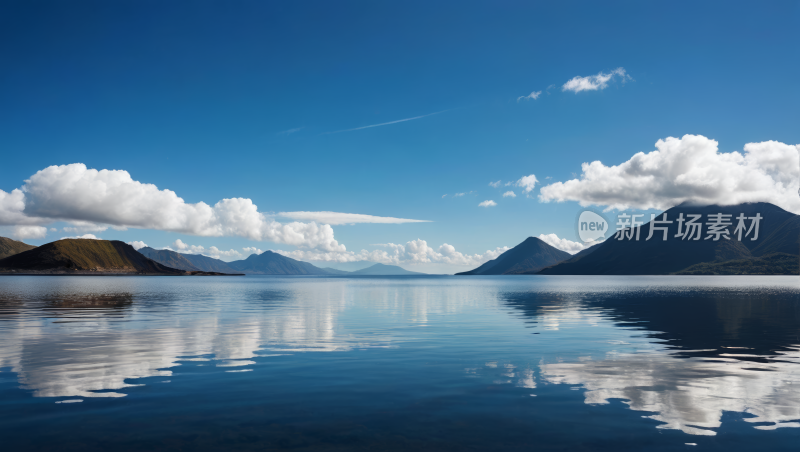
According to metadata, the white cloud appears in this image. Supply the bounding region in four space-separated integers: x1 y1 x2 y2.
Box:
537 233 596 254
517 91 542 101
276 239 510 268
278 211 428 225
0 189 45 226
562 68 631 93
503 191 516 198
127 241 148 250
1 164 347 252
515 174 539 195
441 194 447 198
13 225 47 240
62 221 108 234
539 135 800 213
489 180 502 188
479 200 497 207
169 239 263 260
60 234 99 240
454 192 466 197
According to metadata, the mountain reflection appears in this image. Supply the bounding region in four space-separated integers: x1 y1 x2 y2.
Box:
503 287 800 435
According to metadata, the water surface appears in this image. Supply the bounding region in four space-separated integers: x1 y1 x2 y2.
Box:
1 275 798 450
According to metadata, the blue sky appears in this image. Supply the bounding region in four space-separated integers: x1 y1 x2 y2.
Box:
1 1 799 273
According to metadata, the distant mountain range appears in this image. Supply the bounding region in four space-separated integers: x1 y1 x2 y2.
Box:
0 239 228 275
138 247 425 276
1 202 795 277
349 263 425 275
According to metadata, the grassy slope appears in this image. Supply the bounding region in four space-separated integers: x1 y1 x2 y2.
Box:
0 237 36 260
0 239 183 273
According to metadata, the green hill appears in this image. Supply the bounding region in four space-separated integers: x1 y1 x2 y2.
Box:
0 237 36 260
0 239 184 274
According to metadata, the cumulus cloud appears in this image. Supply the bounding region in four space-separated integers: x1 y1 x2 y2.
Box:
562 68 631 93
479 200 497 207
537 233 595 254
169 239 263 260
503 191 516 198
276 239 510 268
127 241 148 250
489 180 502 188
0 189 45 226
517 91 542 102
13 225 47 240
539 135 800 213
515 174 539 195
0 164 352 252
278 211 428 225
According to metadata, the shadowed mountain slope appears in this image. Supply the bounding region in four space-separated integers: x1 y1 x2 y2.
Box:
0 239 184 273
457 237 571 275
540 202 797 275
137 247 201 271
751 215 800 257
0 237 36 260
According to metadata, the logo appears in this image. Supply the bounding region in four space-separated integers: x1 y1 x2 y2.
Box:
578 210 608 242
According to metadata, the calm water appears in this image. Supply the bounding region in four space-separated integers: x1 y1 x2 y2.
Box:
1 275 799 451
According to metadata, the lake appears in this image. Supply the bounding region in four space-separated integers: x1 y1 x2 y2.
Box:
1 275 799 451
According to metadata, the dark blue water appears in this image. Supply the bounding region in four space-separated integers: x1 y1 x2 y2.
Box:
0 275 798 451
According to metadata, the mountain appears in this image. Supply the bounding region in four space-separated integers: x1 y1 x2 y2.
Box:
0 237 36 260
675 252 798 275
539 202 797 275
227 250 330 275
137 247 242 273
0 239 185 274
751 215 800 257
319 267 351 275
181 253 241 273
456 237 572 275
137 247 201 271
349 263 426 275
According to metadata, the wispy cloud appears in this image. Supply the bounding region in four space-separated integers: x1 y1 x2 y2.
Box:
562 68 632 93
478 200 497 207
277 127 304 135
503 191 516 198
517 91 542 102
489 180 502 188
324 109 449 134
279 211 430 225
